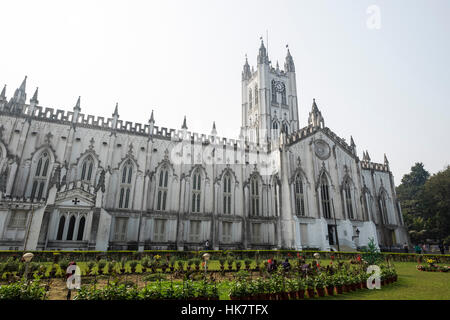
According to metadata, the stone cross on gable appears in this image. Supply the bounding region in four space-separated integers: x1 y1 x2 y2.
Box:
89 137 95 149
72 197 80 205
44 132 53 144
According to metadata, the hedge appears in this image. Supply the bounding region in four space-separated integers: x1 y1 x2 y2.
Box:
0 250 449 264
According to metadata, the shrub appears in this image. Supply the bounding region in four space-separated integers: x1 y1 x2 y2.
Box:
0 275 47 300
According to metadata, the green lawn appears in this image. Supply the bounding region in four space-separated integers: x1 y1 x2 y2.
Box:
217 261 450 300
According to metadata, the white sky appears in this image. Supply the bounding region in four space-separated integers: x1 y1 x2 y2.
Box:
1 0 449 184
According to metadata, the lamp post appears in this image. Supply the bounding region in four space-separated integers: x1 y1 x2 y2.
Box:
202 253 211 277
22 252 34 280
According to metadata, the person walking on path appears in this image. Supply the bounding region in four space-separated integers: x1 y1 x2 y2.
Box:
403 242 409 253
414 244 422 254
439 242 445 255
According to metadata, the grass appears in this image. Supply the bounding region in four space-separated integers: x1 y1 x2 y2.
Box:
321 261 449 300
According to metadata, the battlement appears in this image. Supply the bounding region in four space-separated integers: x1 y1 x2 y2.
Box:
0 193 47 206
1 103 276 152
361 161 390 173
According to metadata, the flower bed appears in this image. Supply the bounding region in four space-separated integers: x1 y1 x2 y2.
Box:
416 259 449 272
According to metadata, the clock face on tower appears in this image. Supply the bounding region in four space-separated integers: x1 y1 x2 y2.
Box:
272 80 285 93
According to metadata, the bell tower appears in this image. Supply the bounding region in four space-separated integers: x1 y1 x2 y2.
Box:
241 40 299 145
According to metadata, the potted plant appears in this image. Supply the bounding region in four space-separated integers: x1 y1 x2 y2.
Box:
286 278 298 300
235 261 242 271
305 277 315 298
295 277 306 299
315 274 326 297
343 274 352 292
324 274 335 296
334 274 344 294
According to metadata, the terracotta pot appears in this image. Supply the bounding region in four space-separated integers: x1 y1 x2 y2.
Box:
342 285 349 292
336 286 343 294
316 288 325 297
297 290 305 299
281 292 289 300
306 288 315 298
326 286 334 296
353 283 360 290
360 282 365 289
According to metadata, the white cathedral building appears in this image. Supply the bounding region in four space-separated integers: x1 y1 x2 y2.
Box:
0 40 408 252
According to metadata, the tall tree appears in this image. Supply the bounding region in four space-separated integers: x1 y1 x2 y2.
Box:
419 166 450 243
396 163 430 243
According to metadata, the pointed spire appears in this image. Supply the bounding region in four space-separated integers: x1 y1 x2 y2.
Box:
384 153 389 165
308 98 325 128
30 87 39 104
19 76 27 92
366 150 371 162
74 96 81 111
257 37 268 64
242 54 252 81
112 102 119 117
362 150 367 161
350 136 355 148
149 109 155 123
276 60 280 71
284 45 295 72
211 121 217 135
0 85 6 99
181 116 188 129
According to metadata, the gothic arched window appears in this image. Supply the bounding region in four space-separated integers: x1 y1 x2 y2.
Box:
282 122 289 135
320 174 331 218
254 86 258 105
223 172 232 214
77 216 86 241
191 169 201 213
250 175 260 216
295 174 305 216
31 151 51 200
119 160 133 209
66 215 76 240
281 89 287 105
344 180 354 219
379 192 388 224
56 215 65 240
156 167 169 211
81 156 94 182
271 81 277 103
249 89 253 109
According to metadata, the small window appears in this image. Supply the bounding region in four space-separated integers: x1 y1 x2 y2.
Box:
114 217 128 241
189 220 201 242
8 211 27 228
222 222 232 243
153 219 166 242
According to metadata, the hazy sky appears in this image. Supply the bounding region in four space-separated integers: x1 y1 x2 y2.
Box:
1 0 449 184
